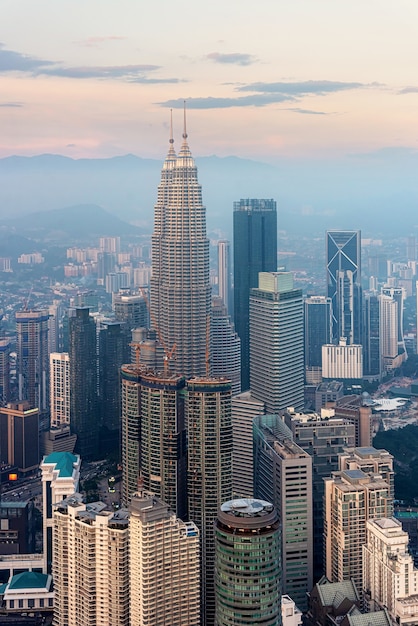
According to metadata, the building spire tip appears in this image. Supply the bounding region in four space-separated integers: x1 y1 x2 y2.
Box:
169 108 174 145
182 100 188 140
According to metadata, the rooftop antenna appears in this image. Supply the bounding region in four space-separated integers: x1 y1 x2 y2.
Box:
183 100 187 140
169 108 174 145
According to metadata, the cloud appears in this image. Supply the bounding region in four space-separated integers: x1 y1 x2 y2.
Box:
0 102 23 108
40 64 160 79
398 86 418 95
238 80 372 95
76 36 127 47
159 94 296 109
286 107 328 115
206 52 257 66
0 43 54 72
0 42 179 83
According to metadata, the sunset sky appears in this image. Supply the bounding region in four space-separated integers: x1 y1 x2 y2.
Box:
2 0 418 162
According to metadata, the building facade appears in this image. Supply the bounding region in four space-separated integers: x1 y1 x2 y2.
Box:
217 239 231 314
50 353 70 429
322 339 363 380
250 272 304 413
129 491 200 626
186 377 233 625
233 198 277 391
304 296 332 384
215 499 281 626
210 297 241 396
150 117 211 379
253 414 313 610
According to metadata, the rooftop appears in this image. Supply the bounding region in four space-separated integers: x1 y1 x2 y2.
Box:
43 451 79 477
8 571 50 590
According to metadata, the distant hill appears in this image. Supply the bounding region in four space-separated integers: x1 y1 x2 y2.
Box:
0 204 142 241
1 150 418 237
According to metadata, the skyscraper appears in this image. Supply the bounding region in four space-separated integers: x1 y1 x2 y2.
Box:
129 491 200 626
120 363 141 506
150 112 211 378
0 338 10 405
233 198 277 391
217 240 231 314
363 292 381 379
50 352 70 429
68 308 98 459
186 377 233 625
250 272 304 413
210 297 241 396
215 499 281 626
326 230 361 344
98 320 125 438
16 309 49 417
304 296 332 384
253 414 313 610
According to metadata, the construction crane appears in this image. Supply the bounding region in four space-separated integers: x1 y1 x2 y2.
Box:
138 287 176 375
23 284 33 311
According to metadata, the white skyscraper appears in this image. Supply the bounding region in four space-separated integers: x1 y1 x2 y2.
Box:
150 111 211 378
129 490 200 626
250 272 304 413
217 239 231 313
50 352 70 429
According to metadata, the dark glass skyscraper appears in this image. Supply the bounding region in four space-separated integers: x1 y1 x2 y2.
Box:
69 308 98 459
326 230 362 344
304 296 332 383
233 199 277 391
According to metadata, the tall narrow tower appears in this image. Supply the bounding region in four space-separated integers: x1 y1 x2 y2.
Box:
16 310 49 417
150 109 211 378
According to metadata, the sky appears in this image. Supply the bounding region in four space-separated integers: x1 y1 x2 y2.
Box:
1 0 418 162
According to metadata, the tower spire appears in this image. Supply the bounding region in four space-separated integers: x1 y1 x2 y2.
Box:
183 100 188 141
163 108 176 170
178 100 192 160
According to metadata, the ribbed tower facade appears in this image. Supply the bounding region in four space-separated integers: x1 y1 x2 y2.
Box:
150 114 211 378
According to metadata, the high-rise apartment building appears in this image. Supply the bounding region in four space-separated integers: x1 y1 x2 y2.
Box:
68 308 98 459
381 286 407 362
231 390 264 497
99 236 120 254
129 490 200 626
40 451 80 573
150 117 211 378
363 518 418 623
233 198 277 391
210 297 241 396
326 230 362 344
16 309 49 417
186 377 233 625
140 370 187 520
379 293 399 372
217 240 231 314
304 296 332 384
121 364 141 506
50 353 70 429
338 446 394 499
324 469 392 591
284 408 356 581
250 272 304 413
215 499 281 626
53 496 129 626
253 414 313 610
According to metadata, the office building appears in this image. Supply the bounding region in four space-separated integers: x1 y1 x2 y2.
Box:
50 353 70 429
326 230 361 344
0 500 35 555
381 286 407 367
140 370 187 519
363 292 381 379
210 297 241 396
48 300 64 354
324 469 392 591
304 296 332 384
314 380 344 412
363 518 418 624
250 272 304 413
231 391 264 497
0 338 10 405
322 338 363 380
68 308 99 459
150 115 211 379
53 496 129 626
0 402 39 474
121 364 142 506
186 377 233 625
215 499 281 626
129 491 200 626
41 451 80 574
113 290 148 360
217 239 231 314
233 198 277 391
379 293 400 372
284 408 356 581
253 414 313 610
98 321 125 437
16 309 49 417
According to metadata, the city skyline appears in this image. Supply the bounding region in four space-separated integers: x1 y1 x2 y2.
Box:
1 1 418 162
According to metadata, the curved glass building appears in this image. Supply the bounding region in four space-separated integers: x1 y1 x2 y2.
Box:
215 498 281 626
